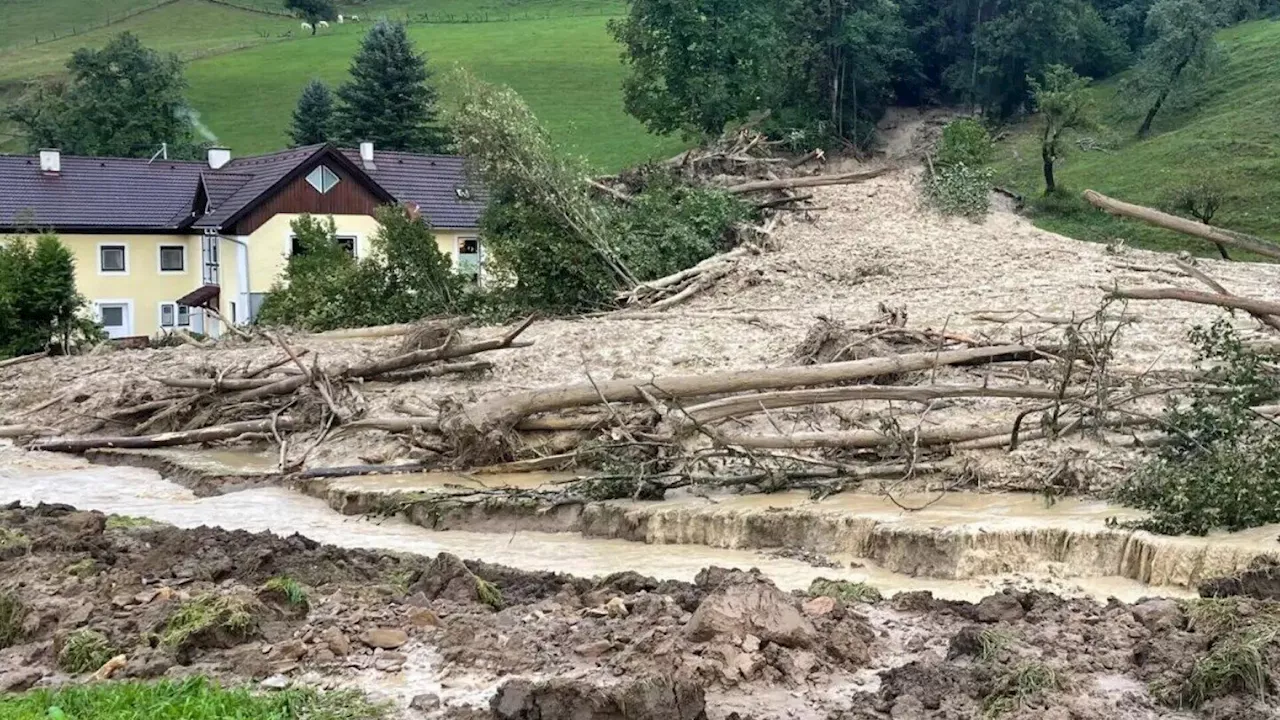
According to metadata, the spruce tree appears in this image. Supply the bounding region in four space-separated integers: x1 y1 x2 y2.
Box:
335 20 449 153
289 79 335 146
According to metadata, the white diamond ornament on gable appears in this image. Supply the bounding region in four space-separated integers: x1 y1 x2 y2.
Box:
306 165 340 194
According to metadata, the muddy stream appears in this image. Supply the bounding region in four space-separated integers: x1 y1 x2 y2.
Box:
3 447 1277 603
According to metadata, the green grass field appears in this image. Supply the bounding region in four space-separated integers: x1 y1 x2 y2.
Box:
0 0 678 169
0 0 164 50
992 19 1280 257
185 15 686 169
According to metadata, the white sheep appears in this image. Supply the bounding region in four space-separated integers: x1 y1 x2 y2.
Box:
300 21 312 31
350 14 360 21
317 20 329 28
337 14 344 23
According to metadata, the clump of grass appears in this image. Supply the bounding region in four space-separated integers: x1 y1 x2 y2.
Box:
105 515 159 530
0 676 392 720
1183 597 1249 635
475 578 504 610
58 629 117 674
808 578 883 604
1169 624 1279 708
65 558 99 578
981 662 1064 719
0 591 28 649
160 595 256 651
387 569 415 594
260 576 308 609
978 628 1016 662
0 528 31 559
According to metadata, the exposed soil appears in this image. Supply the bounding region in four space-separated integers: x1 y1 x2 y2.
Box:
1 502 1278 719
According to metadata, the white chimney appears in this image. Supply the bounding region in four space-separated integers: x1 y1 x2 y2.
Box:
39 149 60 174
207 147 231 170
360 141 375 170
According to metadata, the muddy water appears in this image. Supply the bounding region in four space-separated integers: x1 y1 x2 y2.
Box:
0 448 1193 602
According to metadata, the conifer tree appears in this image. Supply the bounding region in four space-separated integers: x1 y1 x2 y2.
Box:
289 79 335 146
335 20 449 152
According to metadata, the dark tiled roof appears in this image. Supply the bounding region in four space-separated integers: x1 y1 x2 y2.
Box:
339 149 485 229
0 144 483 233
0 154 204 230
194 145 329 229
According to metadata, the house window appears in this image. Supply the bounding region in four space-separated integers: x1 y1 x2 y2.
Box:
159 245 186 272
457 236 481 284
305 165 341 194
99 245 127 273
159 302 191 328
291 235 356 257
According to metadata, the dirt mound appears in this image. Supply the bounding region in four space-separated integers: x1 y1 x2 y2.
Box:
491 675 706 720
1200 557 1280 600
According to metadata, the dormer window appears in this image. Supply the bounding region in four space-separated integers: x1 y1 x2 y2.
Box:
306 165 340 194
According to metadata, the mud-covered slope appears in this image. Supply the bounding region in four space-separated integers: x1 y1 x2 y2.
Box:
0 503 1277 719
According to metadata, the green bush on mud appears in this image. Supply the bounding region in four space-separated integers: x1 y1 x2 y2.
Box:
0 591 28 649
808 578 882 604
1114 321 1280 535
160 595 256 650
978 629 1016 662
58 628 117 674
981 662 1064 718
475 578 504 610
65 558 99 577
0 676 391 720
260 576 308 609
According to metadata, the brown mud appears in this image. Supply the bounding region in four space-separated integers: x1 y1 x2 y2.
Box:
1 502 1278 719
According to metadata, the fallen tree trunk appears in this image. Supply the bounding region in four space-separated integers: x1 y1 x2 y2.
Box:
372 360 494 383
1106 286 1280 319
1173 259 1280 333
685 384 1078 424
28 418 298 453
720 421 1019 450
307 323 418 340
0 351 49 370
0 424 58 439
442 344 1040 461
158 377 279 391
347 317 534 378
1083 190 1280 261
726 167 890 195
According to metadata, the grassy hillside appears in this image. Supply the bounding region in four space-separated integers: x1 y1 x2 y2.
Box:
0 0 164 50
992 19 1280 257
186 15 683 169
0 0 677 169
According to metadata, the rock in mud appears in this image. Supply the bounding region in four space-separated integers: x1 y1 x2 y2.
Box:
1131 598 1184 632
360 627 408 649
0 668 42 693
319 626 351 655
973 592 1024 623
491 675 706 720
945 625 986 660
374 651 407 671
802 595 839 618
685 575 815 648
412 553 489 605
260 674 290 690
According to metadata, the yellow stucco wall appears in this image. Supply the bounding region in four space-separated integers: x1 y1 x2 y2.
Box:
61 234 202 337
242 213 477 293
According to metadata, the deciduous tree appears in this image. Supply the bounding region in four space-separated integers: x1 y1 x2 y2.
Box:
1029 65 1093 194
335 20 449 153
284 0 336 34
0 234 93 357
7 33 195 158
1127 0 1220 137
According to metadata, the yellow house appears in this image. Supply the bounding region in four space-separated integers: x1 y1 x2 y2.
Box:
0 143 484 339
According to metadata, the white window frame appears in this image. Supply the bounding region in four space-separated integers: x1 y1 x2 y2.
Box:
93 299 134 338
97 243 129 275
158 301 191 329
305 165 341 194
455 235 482 284
157 244 187 274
